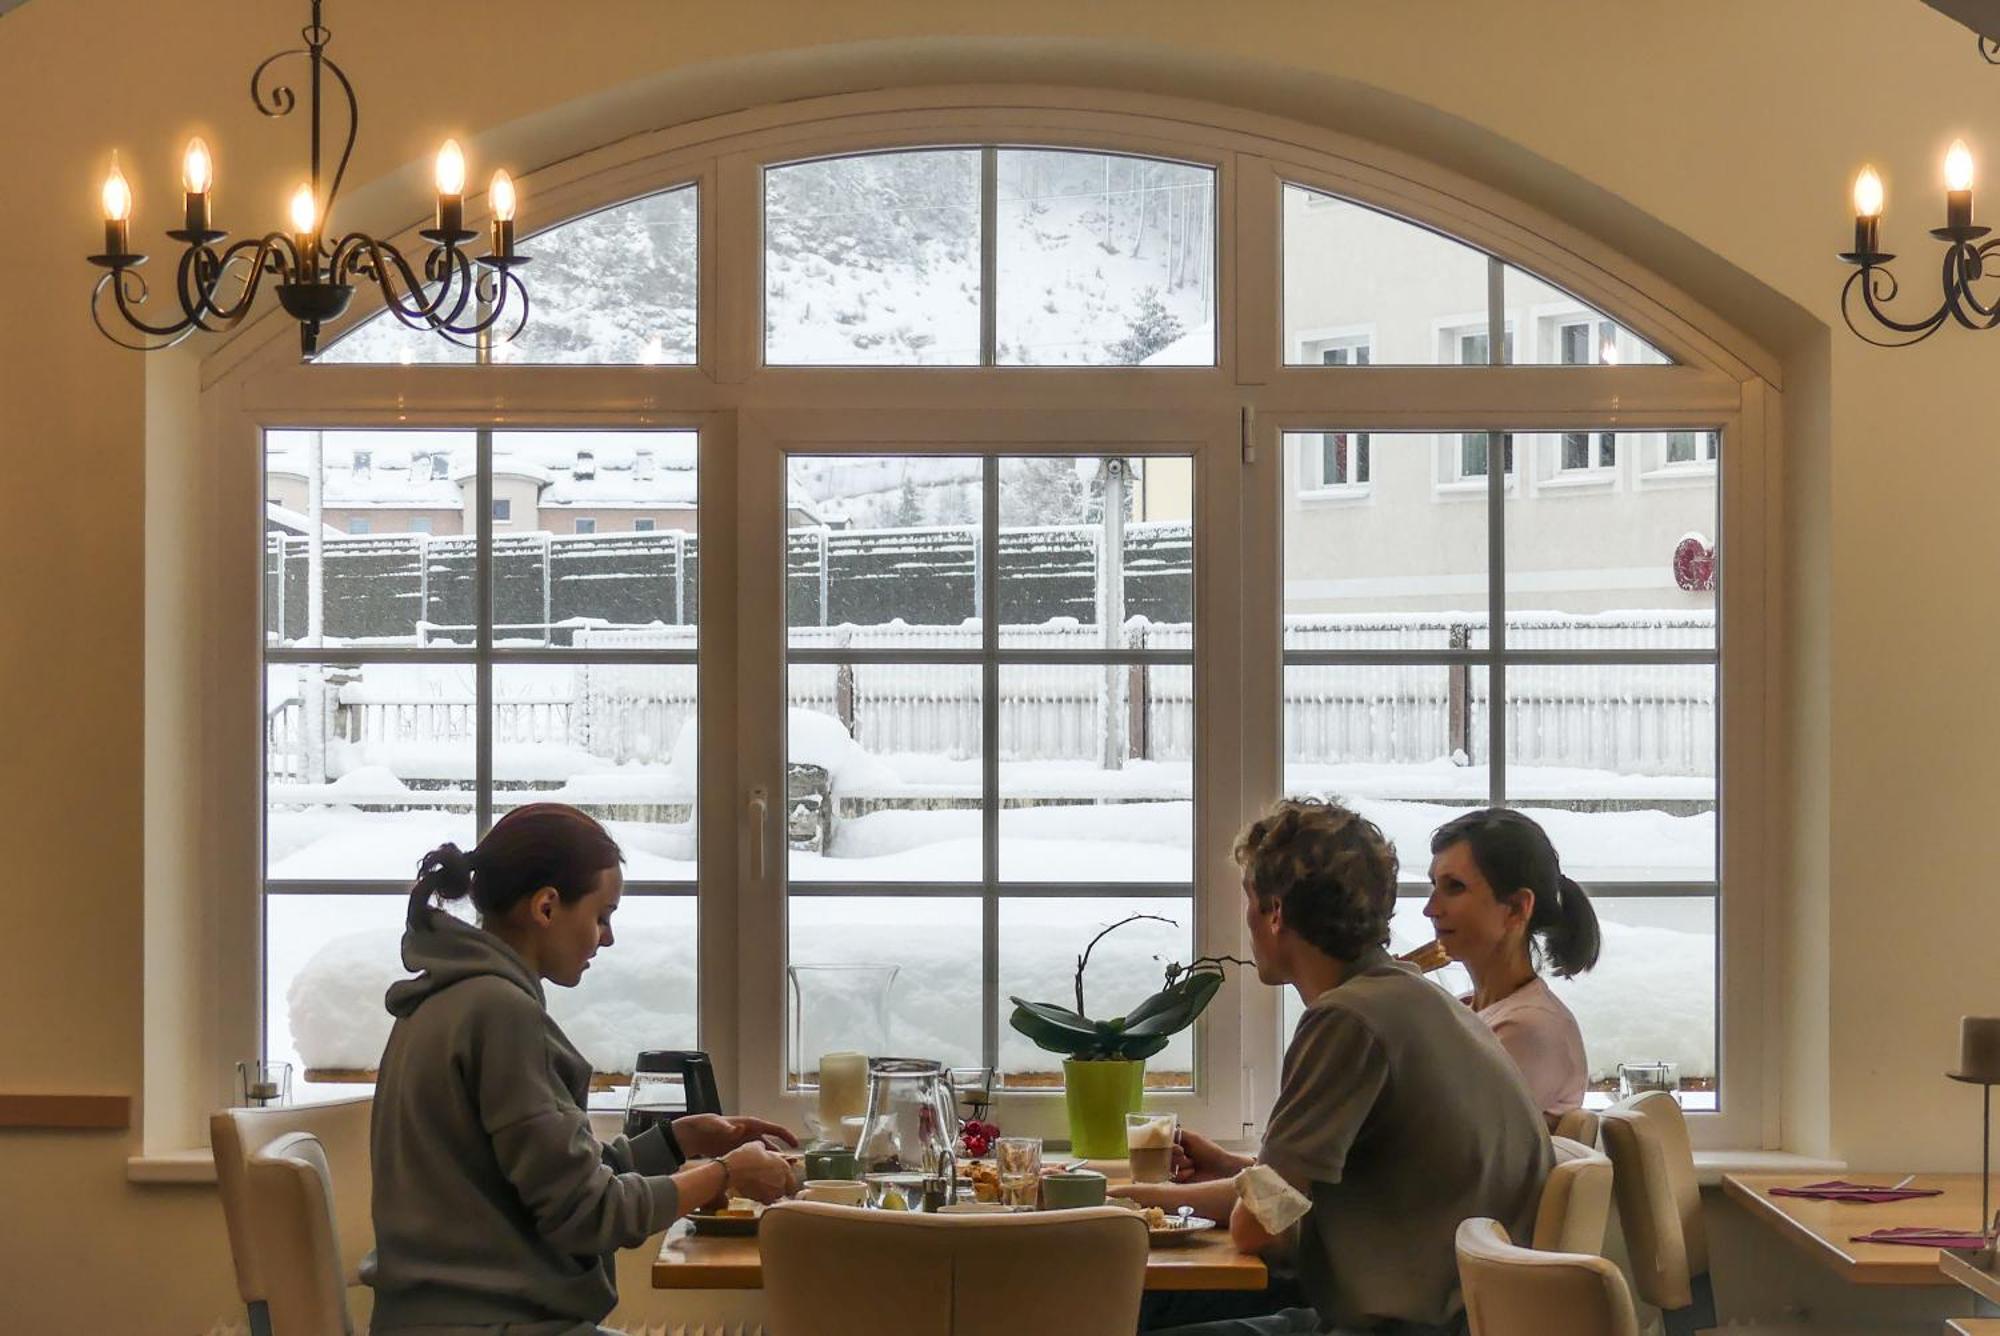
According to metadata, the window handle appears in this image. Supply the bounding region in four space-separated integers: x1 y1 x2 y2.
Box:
747 785 769 882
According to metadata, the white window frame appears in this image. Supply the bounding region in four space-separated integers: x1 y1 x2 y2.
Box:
573 516 597 534
157 89 1782 1165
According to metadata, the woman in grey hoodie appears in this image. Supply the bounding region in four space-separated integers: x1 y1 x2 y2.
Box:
362 803 795 1335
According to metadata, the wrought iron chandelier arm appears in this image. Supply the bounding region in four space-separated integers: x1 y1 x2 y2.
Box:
1841 265 1952 348
180 235 294 330
1941 242 2000 327
332 235 466 328
93 269 202 346
1981 34 2000 64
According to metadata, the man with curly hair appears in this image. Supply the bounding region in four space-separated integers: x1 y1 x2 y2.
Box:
1128 799 1551 1336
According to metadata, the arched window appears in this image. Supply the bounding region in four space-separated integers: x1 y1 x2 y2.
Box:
222 95 1765 1147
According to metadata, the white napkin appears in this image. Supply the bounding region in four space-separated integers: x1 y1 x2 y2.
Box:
1234 1163 1313 1234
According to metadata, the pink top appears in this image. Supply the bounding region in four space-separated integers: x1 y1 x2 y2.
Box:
1471 978 1588 1121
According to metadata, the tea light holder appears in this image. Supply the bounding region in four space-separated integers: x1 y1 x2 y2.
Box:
1947 1016 2000 1254
236 1059 293 1108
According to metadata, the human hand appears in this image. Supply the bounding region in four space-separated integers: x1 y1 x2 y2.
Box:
720 1143 794 1204
673 1113 800 1159
1173 1128 1251 1183
1397 940 1452 973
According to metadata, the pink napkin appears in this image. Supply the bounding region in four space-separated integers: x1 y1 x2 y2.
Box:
1770 1179 1942 1203
1850 1227 1988 1249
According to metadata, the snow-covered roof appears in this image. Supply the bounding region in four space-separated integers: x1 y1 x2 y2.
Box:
265 501 342 538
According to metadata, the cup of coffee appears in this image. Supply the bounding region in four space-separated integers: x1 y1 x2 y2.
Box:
803 1147 860 1181
800 1179 868 1206
1126 1112 1178 1184
1040 1169 1108 1209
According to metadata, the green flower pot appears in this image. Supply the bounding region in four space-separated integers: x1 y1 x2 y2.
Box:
1062 1058 1146 1158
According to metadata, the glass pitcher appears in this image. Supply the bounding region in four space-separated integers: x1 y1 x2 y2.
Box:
856 1057 958 1186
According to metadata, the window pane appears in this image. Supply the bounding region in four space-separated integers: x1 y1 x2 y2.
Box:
998 456 1193 650
269 892 697 1102
1545 895 1716 1109
491 430 700 646
265 430 477 648
787 456 981 643
1276 895 1716 1111
1283 432 1489 650
1502 266 1671 365
1507 667 1717 883
490 664 697 880
1506 431 1716 650
315 289 477 365
787 667 981 883
996 150 1215 365
491 186 697 365
998 665 1192 882
765 150 981 366
1281 664 1492 861
999 898 1194 1090
266 662 478 879
788 897 983 1081
1283 185 1491 366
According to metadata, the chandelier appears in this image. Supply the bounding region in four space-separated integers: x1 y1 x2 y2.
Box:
86 0 527 357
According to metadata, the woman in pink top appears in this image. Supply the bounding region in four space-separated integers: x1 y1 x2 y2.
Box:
1421 808 1599 1126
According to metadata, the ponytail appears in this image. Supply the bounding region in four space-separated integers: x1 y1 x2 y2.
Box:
410 842 474 923
407 804 622 927
1429 808 1599 979
1541 874 1601 979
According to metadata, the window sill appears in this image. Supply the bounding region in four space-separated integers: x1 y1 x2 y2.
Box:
1435 479 1516 497
1640 464 1718 486
1692 1149 1844 1188
1538 472 1617 492
1297 486 1372 505
127 1150 218 1184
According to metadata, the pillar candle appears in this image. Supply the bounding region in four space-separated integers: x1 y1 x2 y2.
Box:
1957 1017 2000 1083
817 1050 869 1131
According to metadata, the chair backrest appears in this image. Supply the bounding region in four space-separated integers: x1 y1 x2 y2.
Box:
211 1096 374 1306
1599 1090 1706 1312
1554 1107 1601 1148
761 1200 1149 1336
248 1132 354 1336
1533 1137 1614 1255
1457 1217 1639 1336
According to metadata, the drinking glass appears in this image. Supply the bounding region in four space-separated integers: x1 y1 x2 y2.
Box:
624 1070 688 1137
995 1136 1042 1208
1617 1061 1679 1098
237 1060 292 1108
1126 1111 1178 1184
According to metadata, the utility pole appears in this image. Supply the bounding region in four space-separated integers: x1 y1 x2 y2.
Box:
1098 459 1128 770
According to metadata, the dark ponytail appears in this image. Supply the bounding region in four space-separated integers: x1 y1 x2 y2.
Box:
408 803 623 927
1430 808 1601 978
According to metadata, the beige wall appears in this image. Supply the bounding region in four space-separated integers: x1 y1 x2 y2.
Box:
2 0 1989 1329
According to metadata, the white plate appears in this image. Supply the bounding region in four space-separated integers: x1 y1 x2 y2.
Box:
1149 1216 1218 1247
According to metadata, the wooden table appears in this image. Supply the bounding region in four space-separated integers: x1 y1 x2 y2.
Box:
652 1215 1269 1292
1722 1174 1997 1286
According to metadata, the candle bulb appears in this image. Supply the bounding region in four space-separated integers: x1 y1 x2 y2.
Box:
435 138 466 238
181 136 213 235
101 156 132 257
1853 165 1884 257
289 182 319 269
489 169 516 258
1946 139 1975 232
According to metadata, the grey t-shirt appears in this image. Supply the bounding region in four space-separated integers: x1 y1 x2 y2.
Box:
1258 948 1552 1331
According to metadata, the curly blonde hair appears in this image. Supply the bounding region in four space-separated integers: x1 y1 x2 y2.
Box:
1234 799 1399 962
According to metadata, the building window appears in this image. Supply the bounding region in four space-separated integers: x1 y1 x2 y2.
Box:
1558 321 1618 473
263 429 701 1102
1458 432 1514 480
575 517 597 534
409 517 433 535
1667 431 1719 466
634 517 657 531
782 454 1197 1094
493 499 512 524
346 517 370 534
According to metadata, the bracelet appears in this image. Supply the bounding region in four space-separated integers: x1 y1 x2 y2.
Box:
709 1156 732 1205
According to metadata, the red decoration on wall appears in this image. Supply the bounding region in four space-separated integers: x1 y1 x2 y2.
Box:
1673 535 1717 592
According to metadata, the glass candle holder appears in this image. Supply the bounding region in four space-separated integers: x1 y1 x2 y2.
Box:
237 1060 293 1108
1617 1060 1678 1098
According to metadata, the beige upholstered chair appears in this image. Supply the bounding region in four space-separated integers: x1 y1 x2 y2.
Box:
761 1200 1149 1336
1533 1136 1614 1255
212 1096 373 1336
1457 1217 1638 1336
1554 1107 1601 1148
1599 1091 1712 1336
248 1132 355 1335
